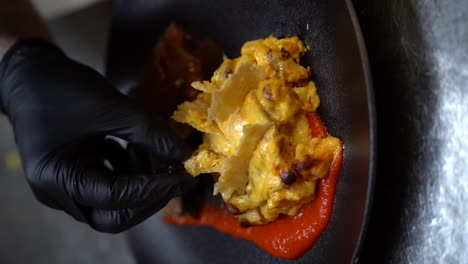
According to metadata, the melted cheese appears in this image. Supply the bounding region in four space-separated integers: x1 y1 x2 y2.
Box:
173 36 342 225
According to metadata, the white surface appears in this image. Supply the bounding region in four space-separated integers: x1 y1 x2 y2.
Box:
46 1 112 74
31 0 107 19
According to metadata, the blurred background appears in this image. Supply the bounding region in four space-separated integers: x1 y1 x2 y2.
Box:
1 0 467 263
0 0 135 263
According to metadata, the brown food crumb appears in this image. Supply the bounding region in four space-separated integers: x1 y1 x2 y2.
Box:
280 48 290 59
239 222 252 228
280 169 301 185
224 68 233 79
293 158 321 171
225 203 241 215
175 78 185 87
291 75 309 87
263 86 273 100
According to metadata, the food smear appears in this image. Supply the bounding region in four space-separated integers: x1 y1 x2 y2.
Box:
173 36 343 225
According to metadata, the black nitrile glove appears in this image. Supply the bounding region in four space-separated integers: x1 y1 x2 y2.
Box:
0 39 194 233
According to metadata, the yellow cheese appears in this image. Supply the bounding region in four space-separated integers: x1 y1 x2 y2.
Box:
173 36 342 225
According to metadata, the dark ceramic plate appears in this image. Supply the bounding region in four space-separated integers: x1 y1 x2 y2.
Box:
106 0 375 263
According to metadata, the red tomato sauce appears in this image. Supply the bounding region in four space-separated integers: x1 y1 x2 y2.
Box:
165 112 343 259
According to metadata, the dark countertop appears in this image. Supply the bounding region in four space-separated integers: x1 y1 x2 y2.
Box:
353 0 468 262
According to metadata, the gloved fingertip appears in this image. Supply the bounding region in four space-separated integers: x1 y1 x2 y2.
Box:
89 209 126 234
168 172 196 195
176 142 194 161
174 176 196 195
138 117 194 162
157 135 194 162
151 168 196 198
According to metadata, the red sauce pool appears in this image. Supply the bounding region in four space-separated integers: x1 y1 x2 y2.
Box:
165 112 343 259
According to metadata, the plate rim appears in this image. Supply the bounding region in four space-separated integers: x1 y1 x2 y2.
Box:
344 0 377 262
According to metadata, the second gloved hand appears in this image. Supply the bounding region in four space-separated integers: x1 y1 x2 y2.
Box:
0 39 194 233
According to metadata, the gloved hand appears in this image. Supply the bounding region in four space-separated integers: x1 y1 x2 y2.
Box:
0 39 194 233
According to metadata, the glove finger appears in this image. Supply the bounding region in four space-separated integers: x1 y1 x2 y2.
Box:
123 143 153 173
88 199 170 233
100 138 151 173
100 137 130 171
70 164 194 210
131 117 192 162
109 105 192 162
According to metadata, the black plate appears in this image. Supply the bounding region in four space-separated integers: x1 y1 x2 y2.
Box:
106 0 375 263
